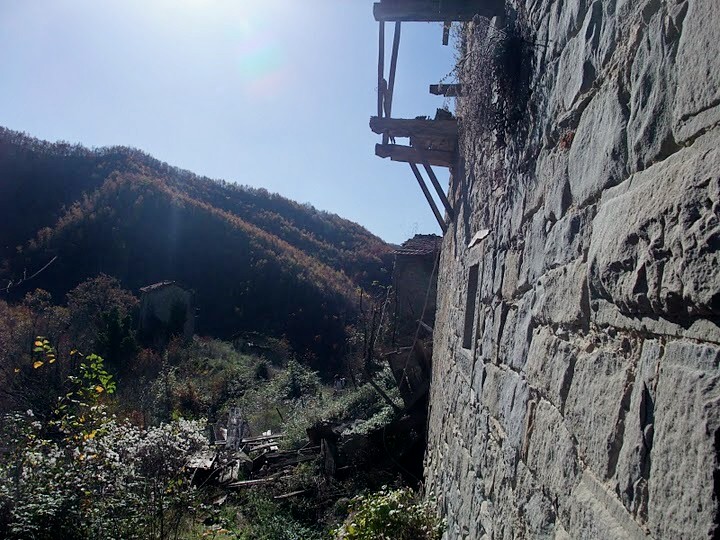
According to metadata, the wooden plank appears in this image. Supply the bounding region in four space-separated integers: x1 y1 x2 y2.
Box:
247 442 280 453
378 21 385 118
227 477 278 488
430 83 462 97
241 433 284 444
373 0 503 22
274 489 310 500
370 117 457 139
409 162 448 234
375 143 455 168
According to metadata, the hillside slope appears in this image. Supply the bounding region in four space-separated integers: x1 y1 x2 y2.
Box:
0 128 392 365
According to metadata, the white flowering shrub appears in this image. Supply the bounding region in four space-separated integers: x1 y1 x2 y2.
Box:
0 343 207 539
0 413 206 539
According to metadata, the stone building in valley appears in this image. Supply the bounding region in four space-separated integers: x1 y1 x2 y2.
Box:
138 281 194 341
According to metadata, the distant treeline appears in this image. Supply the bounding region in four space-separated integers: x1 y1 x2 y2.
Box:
0 127 393 367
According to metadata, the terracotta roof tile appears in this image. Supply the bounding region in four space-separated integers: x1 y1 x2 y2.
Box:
394 234 442 256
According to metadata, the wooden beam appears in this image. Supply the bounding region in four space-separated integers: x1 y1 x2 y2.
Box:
373 0 504 22
409 162 448 234
385 22 402 118
442 21 451 45
430 83 462 97
383 22 401 144
370 117 458 139
422 161 454 219
378 21 385 118
376 143 454 168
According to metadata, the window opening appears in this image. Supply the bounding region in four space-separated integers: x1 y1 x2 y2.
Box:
462 264 479 350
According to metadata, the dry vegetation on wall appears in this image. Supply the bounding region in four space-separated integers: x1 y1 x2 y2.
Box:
454 10 536 150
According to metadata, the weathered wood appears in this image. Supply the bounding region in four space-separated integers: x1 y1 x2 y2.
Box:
374 0 504 22
370 117 458 139
383 21 402 144
430 83 462 97
416 147 454 219
409 162 448 234
409 136 456 153
246 442 280 454
241 433 284 444
227 477 279 488
274 489 310 500
375 143 454 168
385 22 402 119
378 21 385 118
442 21 451 45
417 319 434 333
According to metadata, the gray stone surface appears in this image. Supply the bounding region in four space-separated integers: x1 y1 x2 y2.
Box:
424 0 720 538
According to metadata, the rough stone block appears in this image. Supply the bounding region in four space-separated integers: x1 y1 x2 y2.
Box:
533 260 589 328
589 130 720 322
526 327 578 413
647 340 720 539
674 0 720 142
524 400 581 504
612 339 662 523
543 207 592 271
567 80 629 207
563 338 636 480
627 7 677 173
480 364 529 450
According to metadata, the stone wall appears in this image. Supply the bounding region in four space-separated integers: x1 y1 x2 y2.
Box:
425 1 720 538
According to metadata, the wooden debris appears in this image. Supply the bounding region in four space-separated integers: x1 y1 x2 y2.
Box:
274 489 311 500
240 433 284 444
227 477 287 489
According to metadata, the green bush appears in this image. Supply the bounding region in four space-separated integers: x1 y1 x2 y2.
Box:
0 345 207 539
334 487 444 540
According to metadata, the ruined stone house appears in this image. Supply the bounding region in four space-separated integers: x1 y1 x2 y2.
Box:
406 1 720 539
390 233 441 346
138 281 194 341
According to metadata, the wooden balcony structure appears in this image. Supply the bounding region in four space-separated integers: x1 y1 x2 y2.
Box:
370 0 504 233
373 0 504 22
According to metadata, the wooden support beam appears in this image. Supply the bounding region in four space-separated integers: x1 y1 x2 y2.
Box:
376 143 454 168
442 21 451 45
415 146 454 219
430 83 462 97
383 22 402 144
378 21 385 118
385 22 402 118
374 0 504 22
370 117 458 139
409 162 448 234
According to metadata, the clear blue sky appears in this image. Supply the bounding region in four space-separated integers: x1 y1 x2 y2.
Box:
0 0 457 244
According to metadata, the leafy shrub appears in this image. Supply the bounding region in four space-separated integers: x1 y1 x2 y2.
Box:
334 487 444 540
234 493 324 540
0 344 207 539
271 359 321 401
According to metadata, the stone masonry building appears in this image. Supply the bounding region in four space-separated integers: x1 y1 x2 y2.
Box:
423 1 720 538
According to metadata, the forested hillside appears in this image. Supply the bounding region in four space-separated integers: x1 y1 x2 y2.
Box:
0 128 392 365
